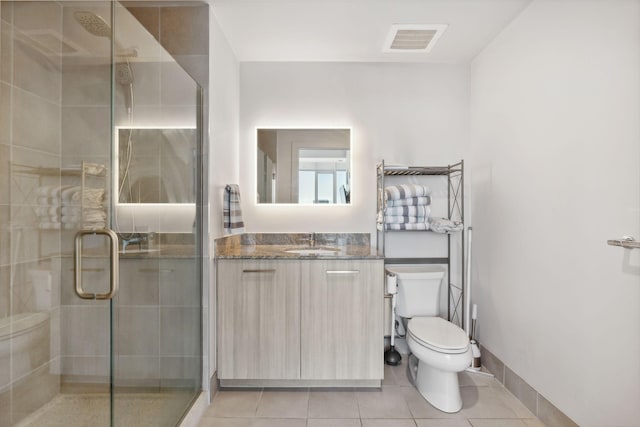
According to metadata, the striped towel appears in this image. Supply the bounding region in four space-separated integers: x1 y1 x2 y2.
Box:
384 184 431 201
385 205 430 217
224 184 245 235
383 215 427 224
386 196 431 207
385 223 429 231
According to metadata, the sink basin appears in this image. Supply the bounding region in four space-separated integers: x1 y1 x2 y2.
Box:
284 248 340 256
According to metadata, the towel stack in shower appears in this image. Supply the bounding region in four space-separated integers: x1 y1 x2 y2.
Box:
35 185 106 230
381 184 432 230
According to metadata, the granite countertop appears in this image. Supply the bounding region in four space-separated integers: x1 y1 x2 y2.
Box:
215 233 383 260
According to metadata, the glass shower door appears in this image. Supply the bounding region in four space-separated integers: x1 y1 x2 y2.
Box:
1 1 202 424
110 3 202 426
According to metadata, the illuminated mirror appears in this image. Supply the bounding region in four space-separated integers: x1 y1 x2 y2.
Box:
116 127 196 203
257 128 351 204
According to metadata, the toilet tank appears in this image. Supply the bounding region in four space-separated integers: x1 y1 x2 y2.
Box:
385 265 446 318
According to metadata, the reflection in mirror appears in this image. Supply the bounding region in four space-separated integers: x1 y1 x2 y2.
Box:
116 127 196 203
257 128 351 204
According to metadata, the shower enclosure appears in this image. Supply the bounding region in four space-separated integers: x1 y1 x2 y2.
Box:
0 1 204 425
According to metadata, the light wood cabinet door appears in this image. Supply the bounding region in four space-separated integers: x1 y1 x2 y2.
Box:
217 259 301 379
300 259 384 380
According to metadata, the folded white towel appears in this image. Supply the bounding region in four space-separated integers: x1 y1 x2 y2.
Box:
84 163 106 176
82 209 107 222
82 189 105 207
429 217 463 233
61 186 81 204
385 205 430 217
38 222 61 230
384 184 431 201
37 196 60 206
61 206 81 216
61 215 80 224
386 196 431 207
82 221 106 230
35 206 61 217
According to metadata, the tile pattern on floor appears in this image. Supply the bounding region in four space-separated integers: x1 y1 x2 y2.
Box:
199 360 546 427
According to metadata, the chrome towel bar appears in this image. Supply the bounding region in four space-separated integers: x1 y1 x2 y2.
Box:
607 236 640 249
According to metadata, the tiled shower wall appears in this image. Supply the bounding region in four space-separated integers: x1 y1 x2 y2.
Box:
0 2 64 425
58 2 112 384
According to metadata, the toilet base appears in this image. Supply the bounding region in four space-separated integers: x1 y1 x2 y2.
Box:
409 354 463 413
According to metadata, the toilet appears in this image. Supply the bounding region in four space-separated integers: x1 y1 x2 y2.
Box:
386 264 471 413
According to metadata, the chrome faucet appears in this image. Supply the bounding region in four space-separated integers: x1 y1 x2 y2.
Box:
121 234 147 253
307 232 316 247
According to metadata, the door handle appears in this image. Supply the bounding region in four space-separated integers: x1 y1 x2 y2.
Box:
74 229 120 300
326 270 360 275
607 236 640 250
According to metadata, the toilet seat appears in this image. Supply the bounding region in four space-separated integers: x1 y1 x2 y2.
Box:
408 317 469 354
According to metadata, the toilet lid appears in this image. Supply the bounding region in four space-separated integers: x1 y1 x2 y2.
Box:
408 317 469 354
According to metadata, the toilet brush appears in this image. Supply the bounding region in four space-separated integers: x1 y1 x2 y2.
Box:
469 304 481 370
384 273 402 366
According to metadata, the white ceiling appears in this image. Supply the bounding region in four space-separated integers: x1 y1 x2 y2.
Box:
210 0 533 63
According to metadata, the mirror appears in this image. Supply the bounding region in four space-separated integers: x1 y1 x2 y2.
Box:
116 127 197 203
257 128 351 204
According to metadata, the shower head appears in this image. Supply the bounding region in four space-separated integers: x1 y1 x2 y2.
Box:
74 11 112 39
115 62 134 85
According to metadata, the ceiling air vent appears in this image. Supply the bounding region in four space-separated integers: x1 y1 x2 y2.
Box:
383 24 448 53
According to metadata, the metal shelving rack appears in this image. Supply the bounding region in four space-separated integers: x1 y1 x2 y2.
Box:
376 160 465 327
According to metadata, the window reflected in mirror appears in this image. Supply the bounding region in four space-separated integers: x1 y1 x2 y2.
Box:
257 128 351 204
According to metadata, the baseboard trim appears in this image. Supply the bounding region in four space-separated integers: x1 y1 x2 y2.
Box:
219 379 381 388
480 344 578 427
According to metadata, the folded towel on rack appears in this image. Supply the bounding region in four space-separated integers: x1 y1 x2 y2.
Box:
224 184 245 235
61 206 81 216
383 215 428 224
384 184 431 201
385 223 429 231
83 163 106 176
35 206 59 217
60 186 81 204
385 205 430 217
386 196 431 207
81 222 106 230
37 196 59 206
82 209 107 222
429 217 463 233
61 215 80 224
82 188 105 207
36 185 75 198
38 222 61 230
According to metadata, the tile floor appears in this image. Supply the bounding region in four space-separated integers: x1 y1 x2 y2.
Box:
16 391 193 427
198 359 546 427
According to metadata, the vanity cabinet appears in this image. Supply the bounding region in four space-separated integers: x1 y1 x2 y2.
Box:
217 259 301 380
300 260 383 380
217 258 383 385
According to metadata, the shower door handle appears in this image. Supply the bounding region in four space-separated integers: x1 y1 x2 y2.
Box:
607 236 640 249
74 229 120 300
